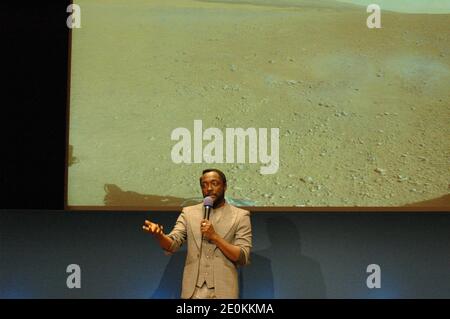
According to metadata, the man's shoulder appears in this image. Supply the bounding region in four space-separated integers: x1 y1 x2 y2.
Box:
181 202 250 216
183 203 250 215
182 203 203 213
227 203 250 216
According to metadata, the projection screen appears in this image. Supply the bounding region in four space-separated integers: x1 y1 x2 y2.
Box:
66 0 450 209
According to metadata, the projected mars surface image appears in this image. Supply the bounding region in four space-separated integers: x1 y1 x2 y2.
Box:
67 0 450 208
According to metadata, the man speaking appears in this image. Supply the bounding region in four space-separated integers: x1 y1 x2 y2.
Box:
142 168 252 299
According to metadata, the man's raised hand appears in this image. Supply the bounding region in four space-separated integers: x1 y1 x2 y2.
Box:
142 220 164 236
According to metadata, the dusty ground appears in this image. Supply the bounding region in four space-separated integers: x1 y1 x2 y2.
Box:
68 0 450 207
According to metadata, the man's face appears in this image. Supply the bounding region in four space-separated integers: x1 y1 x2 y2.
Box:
200 171 227 206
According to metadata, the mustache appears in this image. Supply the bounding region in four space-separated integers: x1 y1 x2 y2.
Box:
204 193 223 199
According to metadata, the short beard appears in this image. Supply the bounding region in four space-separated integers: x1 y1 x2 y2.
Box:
212 194 225 208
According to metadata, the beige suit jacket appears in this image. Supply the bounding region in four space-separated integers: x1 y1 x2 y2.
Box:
167 202 252 299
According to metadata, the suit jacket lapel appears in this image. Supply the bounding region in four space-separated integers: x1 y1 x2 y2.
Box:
190 202 237 250
214 203 237 249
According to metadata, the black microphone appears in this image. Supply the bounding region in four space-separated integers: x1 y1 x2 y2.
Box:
203 196 214 220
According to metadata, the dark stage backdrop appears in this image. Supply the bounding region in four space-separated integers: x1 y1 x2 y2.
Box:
1 210 449 299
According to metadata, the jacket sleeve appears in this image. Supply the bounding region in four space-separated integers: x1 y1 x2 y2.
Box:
233 210 252 266
165 209 188 253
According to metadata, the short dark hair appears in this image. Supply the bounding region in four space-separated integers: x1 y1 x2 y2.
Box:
199 168 227 186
